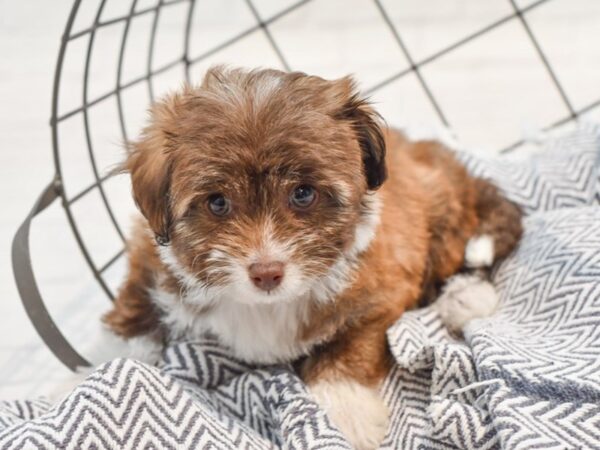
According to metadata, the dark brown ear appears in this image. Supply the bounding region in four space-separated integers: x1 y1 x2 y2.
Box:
125 127 172 245
336 90 387 190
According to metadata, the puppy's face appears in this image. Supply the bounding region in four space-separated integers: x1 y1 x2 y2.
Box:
128 68 386 305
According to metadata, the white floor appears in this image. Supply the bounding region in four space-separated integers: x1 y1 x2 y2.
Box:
1 0 599 399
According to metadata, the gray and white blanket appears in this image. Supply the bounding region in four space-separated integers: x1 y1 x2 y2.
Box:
2 125 599 449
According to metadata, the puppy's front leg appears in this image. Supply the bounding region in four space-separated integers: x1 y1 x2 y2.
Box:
301 324 391 450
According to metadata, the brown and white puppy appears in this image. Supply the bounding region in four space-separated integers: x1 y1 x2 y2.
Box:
104 67 522 449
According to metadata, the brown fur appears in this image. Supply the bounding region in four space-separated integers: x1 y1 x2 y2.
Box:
104 67 522 391
103 221 161 337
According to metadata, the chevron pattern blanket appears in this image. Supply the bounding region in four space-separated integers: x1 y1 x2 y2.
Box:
2 125 599 449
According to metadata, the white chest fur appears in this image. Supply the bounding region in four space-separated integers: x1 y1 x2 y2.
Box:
203 299 315 363
150 284 316 363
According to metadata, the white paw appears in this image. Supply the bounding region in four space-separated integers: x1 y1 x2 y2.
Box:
434 274 499 333
465 235 494 268
309 378 389 450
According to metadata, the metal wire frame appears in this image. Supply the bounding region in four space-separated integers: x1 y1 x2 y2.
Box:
51 0 600 304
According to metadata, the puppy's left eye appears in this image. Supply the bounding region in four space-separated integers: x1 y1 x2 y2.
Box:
290 184 317 210
207 193 231 216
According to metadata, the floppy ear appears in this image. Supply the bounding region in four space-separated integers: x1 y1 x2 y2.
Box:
125 127 173 245
336 84 387 190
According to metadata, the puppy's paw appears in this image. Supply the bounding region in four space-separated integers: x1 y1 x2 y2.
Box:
309 378 389 450
434 274 499 333
465 234 494 268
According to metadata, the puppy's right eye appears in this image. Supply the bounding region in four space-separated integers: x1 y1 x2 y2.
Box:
207 193 231 217
290 184 317 210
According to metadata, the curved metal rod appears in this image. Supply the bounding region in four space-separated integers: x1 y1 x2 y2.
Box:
146 0 164 102
81 0 127 243
183 0 197 83
51 0 115 302
244 0 291 71
115 0 140 143
12 179 91 371
373 0 450 127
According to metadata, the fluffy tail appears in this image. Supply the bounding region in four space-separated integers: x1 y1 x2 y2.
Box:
464 178 523 269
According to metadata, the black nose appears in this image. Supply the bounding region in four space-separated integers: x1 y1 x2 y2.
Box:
248 261 285 291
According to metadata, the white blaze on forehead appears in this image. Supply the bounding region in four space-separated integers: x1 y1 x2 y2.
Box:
252 73 282 107
208 70 283 110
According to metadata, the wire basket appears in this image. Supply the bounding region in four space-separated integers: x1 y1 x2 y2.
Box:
12 0 599 371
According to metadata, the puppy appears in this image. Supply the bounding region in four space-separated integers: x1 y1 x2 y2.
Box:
104 67 522 449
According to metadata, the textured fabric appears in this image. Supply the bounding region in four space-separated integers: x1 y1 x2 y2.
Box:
0 344 351 449
2 124 600 449
387 206 600 449
456 123 600 214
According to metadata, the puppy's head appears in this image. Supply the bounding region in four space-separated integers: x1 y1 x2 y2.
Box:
127 67 386 305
